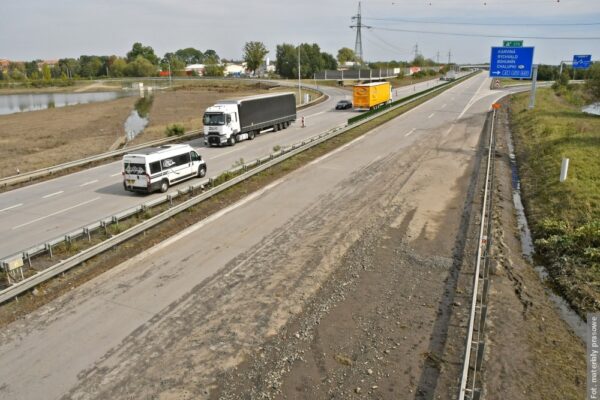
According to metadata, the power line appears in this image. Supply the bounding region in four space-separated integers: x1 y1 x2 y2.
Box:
364 17 600 26
371 26 600 40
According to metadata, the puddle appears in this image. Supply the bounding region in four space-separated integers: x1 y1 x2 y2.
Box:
582 102 600 116
506 131 587 341
124 94 153 141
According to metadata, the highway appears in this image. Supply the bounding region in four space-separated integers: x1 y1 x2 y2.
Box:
0 73 516 399
0 78 450 259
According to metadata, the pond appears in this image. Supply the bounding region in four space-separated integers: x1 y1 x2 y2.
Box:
0 91 131 116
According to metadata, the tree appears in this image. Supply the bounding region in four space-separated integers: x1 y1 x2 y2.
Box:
125 55 157 77
42 64 52 80
321 52 338 71
337 47 357 64
411 54 425 67
204 64 225 77
203 49 220 63
243 41 269 75
174 48 204 64
25 60 40 78
275 43 297 79
586 62 600 100
127 42 159 65
109 57 128 77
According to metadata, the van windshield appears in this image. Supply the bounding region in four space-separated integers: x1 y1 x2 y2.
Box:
124 162 146 175
203 113 225 126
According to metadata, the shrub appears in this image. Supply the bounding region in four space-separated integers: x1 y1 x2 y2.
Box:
165 124 185 137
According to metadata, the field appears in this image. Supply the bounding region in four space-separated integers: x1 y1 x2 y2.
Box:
0 81 300 178
510 86 600 316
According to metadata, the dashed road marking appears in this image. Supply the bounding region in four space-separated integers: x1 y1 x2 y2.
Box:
0 203 23 213
12 197 100 230
42 191 64 199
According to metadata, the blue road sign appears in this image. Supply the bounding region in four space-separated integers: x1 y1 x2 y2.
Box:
573 55 592 70
490 47 534 79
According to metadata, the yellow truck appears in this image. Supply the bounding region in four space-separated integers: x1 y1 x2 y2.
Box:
352 82 392 111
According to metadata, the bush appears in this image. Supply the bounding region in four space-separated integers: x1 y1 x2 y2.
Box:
165 124 185 137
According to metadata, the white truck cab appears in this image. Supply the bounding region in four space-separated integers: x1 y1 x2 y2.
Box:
203 104 240 146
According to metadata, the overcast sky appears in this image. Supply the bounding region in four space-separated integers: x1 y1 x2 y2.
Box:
2 0 599 65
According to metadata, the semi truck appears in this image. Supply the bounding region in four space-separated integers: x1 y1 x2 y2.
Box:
353 82 392 111
203 92 296 146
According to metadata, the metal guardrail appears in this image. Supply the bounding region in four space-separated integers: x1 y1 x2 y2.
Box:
458 109 496 400
0 85 326 190
0 73 478 304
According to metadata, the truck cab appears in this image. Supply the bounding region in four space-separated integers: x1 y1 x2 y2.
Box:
203 104 240 146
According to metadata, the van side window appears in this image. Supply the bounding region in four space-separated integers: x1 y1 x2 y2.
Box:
162 158 175 168
190 151 200 161
149 161 161 175
175 153 191 166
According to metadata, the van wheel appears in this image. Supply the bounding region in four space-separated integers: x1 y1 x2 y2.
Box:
248 131 255 140
160 180 169 193
198 165 207 178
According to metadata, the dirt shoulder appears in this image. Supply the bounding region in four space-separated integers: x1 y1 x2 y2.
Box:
0 83 279 178
482 103 585 399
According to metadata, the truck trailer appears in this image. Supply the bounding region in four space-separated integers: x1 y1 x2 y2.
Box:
353 82 392 111
203 92 296 147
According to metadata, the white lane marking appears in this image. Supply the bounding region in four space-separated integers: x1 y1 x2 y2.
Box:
405 128 416 137
441 103 447 109
444 123 456 137
210 147 240 160
457 77 490 120
0 203 23 213
42 191 64 199
80 179 99 187
307 135 365 166
428 113 435 119
110 172 122 177
306 110 326 118
12 197 100 230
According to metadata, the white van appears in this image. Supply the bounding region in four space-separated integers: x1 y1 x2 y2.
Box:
122 144 206 193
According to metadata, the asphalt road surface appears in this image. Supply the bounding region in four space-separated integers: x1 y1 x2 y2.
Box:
0 78 451 260
0 73 521 400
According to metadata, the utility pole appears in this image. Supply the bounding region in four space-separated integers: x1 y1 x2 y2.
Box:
350 2 371 64
298 46 302 104
448 50 452 65
436 51 440 64
413 43 419 59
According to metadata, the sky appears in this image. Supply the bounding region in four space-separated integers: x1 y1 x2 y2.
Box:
2 0 600 65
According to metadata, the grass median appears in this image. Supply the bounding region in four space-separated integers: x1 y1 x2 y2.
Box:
510 86 600 317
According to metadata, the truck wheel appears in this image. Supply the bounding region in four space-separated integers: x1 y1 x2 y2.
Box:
249 131 255 140
228 136 236 146
273 124 279 132
197 165 206 178
160 179 169 193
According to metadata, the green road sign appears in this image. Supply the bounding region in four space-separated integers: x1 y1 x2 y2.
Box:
503 40 523 47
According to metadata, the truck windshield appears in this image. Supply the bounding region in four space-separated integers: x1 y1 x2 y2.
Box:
203 113 225 126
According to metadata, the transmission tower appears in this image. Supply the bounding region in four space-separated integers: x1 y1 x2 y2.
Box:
413 43 420 59
350 2 371 63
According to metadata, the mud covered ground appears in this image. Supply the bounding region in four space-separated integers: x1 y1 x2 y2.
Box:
0 82 278 178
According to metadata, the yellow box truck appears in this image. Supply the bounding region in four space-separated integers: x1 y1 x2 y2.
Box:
353 82 392 111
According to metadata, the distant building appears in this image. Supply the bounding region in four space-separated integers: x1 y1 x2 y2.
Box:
224 64 244 77
0 59 9 72
185 64 205 75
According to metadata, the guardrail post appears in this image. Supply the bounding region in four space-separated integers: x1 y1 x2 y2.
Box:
83 227 91 241
101 220 108 235
167 195 173 207
46 243 53 258
112 216 119 228
65 234 72 246
24 252 31 268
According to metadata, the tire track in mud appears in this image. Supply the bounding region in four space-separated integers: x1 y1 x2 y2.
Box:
62 142 434 400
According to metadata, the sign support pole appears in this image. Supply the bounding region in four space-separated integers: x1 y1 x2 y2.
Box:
528 65 539 110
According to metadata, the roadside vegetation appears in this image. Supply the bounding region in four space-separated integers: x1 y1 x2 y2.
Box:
510 66 600 316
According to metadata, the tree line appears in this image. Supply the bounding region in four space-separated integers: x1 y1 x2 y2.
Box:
0 41 449 82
